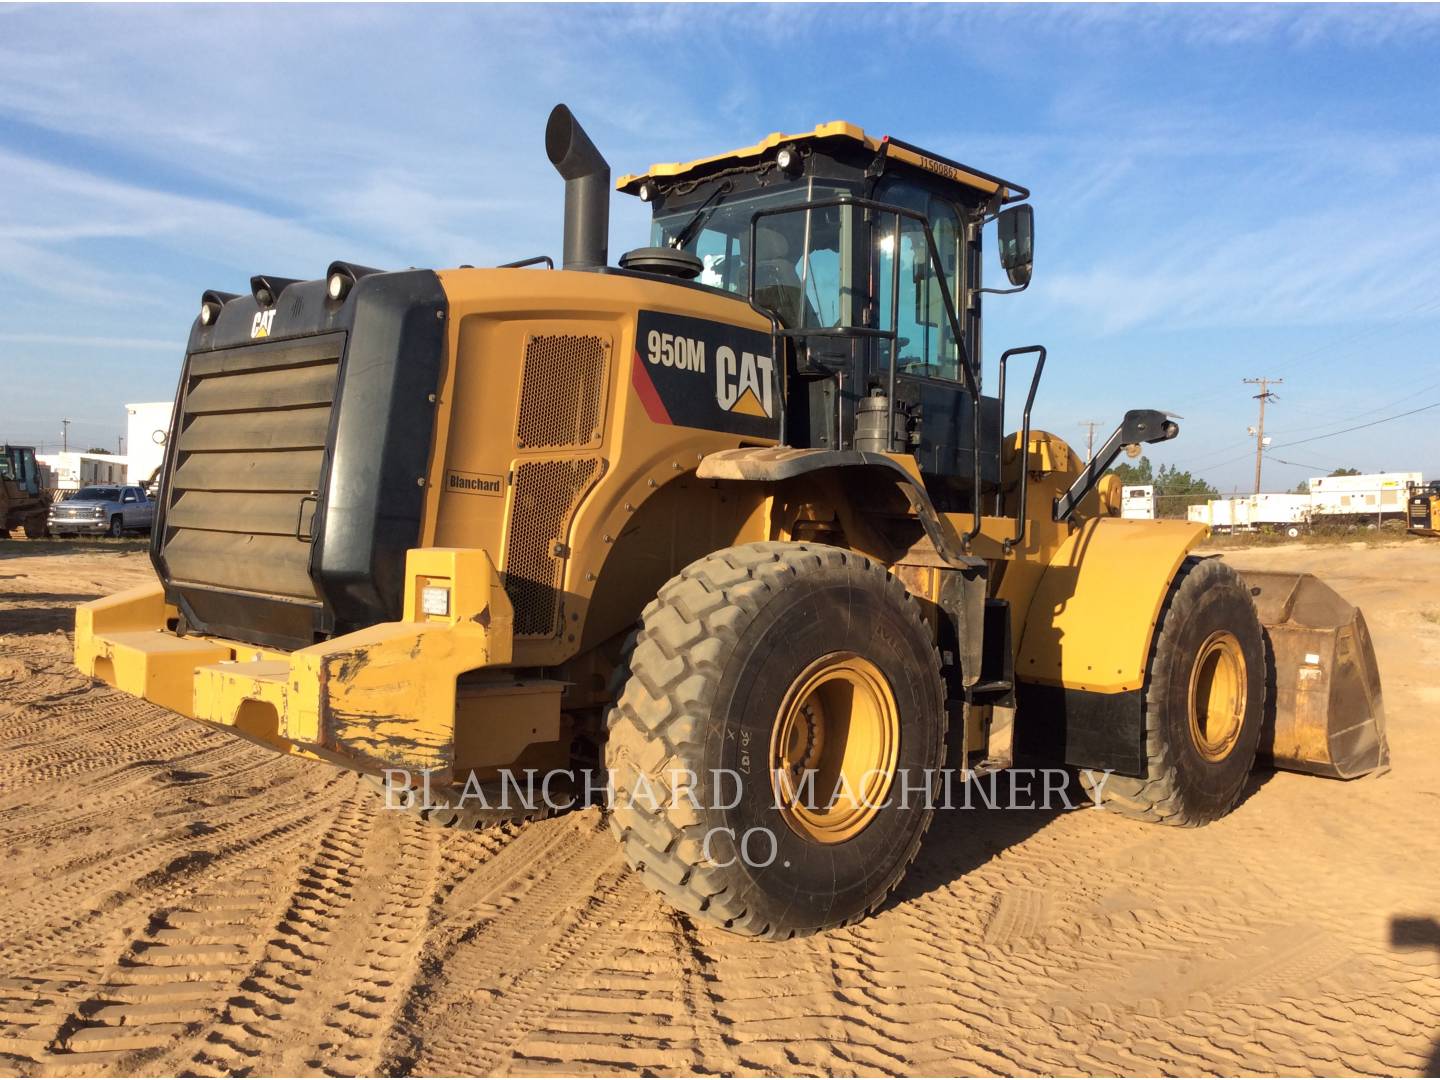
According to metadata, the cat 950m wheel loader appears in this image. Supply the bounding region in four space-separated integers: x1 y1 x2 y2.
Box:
76 105 1388 937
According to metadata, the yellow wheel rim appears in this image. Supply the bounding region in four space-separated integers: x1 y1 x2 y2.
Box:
1188 631 1247 762
770 652 900 844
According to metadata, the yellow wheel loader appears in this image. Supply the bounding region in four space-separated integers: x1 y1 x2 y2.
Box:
75 106 1387 937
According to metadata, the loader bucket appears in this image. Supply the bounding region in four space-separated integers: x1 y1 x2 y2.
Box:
1237 570 1389 779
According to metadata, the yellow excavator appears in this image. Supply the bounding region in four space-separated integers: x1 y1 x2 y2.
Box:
75 106 1387 937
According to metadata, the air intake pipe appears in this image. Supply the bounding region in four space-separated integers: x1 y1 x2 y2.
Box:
546 104 610 270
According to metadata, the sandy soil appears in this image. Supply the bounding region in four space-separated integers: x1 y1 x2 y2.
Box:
0 537 1437 1077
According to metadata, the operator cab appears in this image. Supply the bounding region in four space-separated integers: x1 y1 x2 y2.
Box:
618 123 1034 509
1 445 42 497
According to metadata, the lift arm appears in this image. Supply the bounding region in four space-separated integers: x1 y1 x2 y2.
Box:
1053 409 1178 522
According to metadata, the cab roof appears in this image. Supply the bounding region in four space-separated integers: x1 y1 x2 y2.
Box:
616 120 1028 203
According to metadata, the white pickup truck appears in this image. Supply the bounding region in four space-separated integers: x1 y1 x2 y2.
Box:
48 484 156 538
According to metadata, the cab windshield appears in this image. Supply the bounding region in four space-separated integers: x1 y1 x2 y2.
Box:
73 487 120 501
650 179 967 381
650 182 850 330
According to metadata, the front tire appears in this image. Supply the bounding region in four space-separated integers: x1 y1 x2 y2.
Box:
108 516 124 538
605 542 946 939
1083 556 1266 826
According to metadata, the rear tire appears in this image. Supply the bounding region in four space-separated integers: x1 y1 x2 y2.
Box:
1081 556 1265 826
605 542 946 939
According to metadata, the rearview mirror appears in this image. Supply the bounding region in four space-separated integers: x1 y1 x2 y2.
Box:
997 204 1034 288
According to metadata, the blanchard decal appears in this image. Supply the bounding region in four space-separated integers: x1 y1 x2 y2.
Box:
632 310 779 438
446 469 504 496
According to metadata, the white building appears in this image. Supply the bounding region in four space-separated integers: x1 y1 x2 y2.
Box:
126 401 173 486
37 451 129 495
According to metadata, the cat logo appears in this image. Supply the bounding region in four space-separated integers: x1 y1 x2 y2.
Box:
715 346 774 418
250 310 277 339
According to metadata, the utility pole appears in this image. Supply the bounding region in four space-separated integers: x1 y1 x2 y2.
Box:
1078 420 1101 464
60 418 71 453
1243 378 1282 495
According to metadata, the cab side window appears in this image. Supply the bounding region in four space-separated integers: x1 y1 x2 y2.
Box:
874 183 964 381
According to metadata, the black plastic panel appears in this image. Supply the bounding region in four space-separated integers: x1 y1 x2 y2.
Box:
1015 680 1146 778
313 272 447 633
153 269 447 650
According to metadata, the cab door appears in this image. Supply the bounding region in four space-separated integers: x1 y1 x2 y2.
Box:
872 183 999 487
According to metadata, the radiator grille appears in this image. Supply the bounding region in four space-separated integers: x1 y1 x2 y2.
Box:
160 333 343 603
504 457 601 636
515 334 610 450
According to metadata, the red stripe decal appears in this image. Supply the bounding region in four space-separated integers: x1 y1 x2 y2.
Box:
631 349 673 425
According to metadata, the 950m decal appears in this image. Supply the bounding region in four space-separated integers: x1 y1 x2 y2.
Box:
632 310 778 438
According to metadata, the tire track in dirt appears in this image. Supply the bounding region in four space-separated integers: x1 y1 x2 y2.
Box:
0 744 289 850
172 793 382 1077
381 811 647 1077
0 767 352 967
3 544 1439 1077
41 867 282 1065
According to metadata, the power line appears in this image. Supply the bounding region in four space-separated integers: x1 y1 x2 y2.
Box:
1077 420 1101 464
1264 375 1440 439
1162 295 1440 417
1267 455 1338 472
1268 399 1440 450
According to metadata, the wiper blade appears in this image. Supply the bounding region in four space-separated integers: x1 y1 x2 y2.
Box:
669 181 733 252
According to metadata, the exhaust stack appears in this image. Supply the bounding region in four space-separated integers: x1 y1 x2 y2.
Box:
546 104 610 270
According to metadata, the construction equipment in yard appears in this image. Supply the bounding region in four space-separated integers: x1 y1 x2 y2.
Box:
74 106 1388 938
1407 480 1440 536
1 444 50 539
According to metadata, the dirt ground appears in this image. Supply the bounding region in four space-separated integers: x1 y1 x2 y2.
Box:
1 538 1437 1077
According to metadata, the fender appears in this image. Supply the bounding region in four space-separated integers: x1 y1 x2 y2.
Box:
1014 516 1207 776
697 446 982 571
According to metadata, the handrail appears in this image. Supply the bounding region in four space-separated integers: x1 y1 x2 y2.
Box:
497 255 555 270
996 346 1047 551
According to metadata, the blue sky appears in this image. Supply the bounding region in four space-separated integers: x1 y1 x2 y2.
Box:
2 3 1438 492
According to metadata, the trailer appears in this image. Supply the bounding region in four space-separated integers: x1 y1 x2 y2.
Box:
1188 498 1252 533
1309 472 1420 525
1120 484 1154 520
1188 494 1312 536
1252 493 1313 536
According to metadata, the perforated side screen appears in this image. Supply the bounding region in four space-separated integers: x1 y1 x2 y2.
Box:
504 457 601 637
515 334 610 450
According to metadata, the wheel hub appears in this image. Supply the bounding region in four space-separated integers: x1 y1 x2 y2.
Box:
770 652 900 844
1188 630 1246 762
